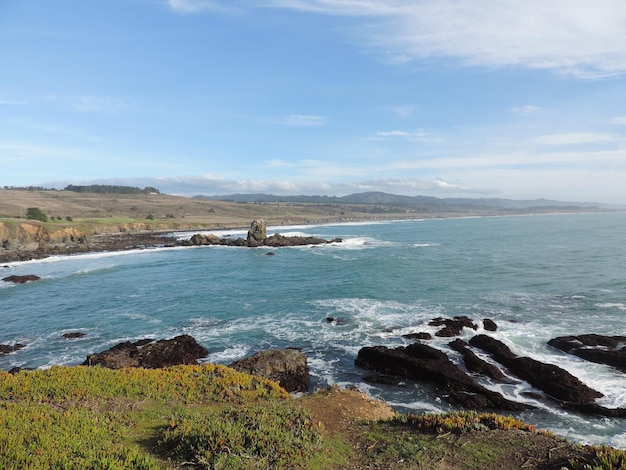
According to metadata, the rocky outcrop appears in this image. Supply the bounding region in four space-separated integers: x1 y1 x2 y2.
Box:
483 319 498 331
2 274 41 284
429 316 477 337
0 343 25 355
355 342 528 411
229 348 310 393
247 219 267 247
183 220 342 248
448 338 509 382
548 334 626 372
83 335 208 369
469 335 603 404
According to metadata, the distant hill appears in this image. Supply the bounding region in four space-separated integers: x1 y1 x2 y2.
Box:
194 191 611 210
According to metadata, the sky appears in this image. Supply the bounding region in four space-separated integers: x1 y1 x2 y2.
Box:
1 1 626 203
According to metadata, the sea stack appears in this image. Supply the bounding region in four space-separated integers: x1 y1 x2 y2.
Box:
247 219 267 247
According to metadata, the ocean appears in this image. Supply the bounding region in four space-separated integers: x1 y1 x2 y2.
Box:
1 212 625 447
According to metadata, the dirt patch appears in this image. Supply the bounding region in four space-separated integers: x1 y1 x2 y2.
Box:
298 386 596 470
299 386 395 436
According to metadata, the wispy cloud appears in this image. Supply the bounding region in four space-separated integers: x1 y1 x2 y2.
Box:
167 0 240 13
611 116 626 125
283 114 326 126
369 129 439 143
222 1 626 78
71 95 131 112
0 99 28 106
512 105 542 114
391 105 416 118
533 132 617 146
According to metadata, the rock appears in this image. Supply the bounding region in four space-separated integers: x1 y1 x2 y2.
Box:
229 348 310 393
483 319 498 331
429 316 477 337
469 334 603 404
187 233 220 246
548 334 626 372
62 332 86 339
355 343 527 411
83 335 208 369
402 332 432 340
0 343 25 355
448 338 508 382
265 252 275 256
247 219 267 247
263 233 331 247
2 274 41 284
363 373 406 386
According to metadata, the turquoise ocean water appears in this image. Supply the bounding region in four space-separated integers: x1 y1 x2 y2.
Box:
1 212 626 447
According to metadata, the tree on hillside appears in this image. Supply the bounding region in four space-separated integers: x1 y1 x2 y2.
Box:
25 207 48 222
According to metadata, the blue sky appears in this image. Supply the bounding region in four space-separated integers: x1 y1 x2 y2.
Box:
2 0 626 203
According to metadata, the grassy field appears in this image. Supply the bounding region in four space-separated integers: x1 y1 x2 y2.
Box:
1 365 622 469
0 189 434 231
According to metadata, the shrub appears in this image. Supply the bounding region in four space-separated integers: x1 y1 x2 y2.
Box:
25 207 48 222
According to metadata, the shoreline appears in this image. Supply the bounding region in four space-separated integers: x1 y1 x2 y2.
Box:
1 209 619 265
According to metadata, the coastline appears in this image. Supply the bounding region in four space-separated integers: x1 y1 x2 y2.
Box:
0 208 618 265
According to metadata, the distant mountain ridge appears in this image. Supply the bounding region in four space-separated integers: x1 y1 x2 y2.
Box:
194 191 611 210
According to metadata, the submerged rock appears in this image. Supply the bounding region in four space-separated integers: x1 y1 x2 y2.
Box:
229 348 310 393
0 343 25 355
548 334 626 373
2 274 41 284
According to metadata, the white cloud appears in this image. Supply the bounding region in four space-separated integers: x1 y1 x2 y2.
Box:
611 116 626 125
370 129 439 143
260 0 626 78
72 95 130 112
512 105 542 114
167 0 220 13
533 133 617 146
391 105 416 118
283 114 326 126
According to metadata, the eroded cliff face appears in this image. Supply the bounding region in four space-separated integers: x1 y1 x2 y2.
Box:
0 222 89 252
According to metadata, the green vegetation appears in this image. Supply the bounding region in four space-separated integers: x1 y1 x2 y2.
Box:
0 365 315 469
0 366 624 469
25 206 48 222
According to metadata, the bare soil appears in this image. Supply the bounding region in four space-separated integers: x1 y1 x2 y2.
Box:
299 387 596 470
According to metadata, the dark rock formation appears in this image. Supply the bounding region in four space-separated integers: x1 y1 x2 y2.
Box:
247 219 267 247
402 332 432 340
429 316 477 337
362 373 406 386
448 338 508 382
0 343 25 355
548 334 626 372
83 335 208 369
2 274 41 284
62 332 86 339
355 342 527 411
483 319 498 331
182 220 341 248
469 334 603 403
229 348 310 393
